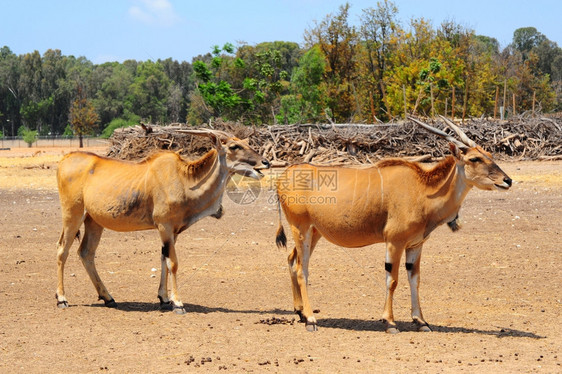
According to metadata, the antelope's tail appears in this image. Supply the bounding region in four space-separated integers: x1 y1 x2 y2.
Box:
275 193 287 249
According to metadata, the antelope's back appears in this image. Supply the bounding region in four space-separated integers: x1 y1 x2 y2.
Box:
276 164 388 247
57 152 101 196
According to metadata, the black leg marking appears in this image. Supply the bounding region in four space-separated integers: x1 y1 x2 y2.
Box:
211 204 223 219
56 294 69 308
158 296 173 310
295 310 307 323
447 214 461 232
385 262 392 273
161 241 170 258
405 262 414 271
99 296 117 308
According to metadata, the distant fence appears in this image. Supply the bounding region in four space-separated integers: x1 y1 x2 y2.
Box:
0 136 109 149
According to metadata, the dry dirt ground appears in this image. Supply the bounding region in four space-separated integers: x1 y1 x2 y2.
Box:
0 146 560 373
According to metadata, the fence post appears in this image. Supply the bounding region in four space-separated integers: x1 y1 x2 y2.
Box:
430 83 435 118
402 85 407 119
462 82 468 122
451 86 455 121
503 79 507 118
494 86 499 119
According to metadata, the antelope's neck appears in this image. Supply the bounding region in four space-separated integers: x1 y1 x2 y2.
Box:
428 162 472 228
186 150 229 209
177 150 229 230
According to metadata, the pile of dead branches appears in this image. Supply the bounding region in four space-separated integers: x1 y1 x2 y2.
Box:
107 117 562 164
106 123 214 161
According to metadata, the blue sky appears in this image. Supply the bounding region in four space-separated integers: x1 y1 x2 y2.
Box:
1 0 561 64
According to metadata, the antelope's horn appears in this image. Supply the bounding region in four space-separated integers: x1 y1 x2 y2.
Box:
176 128 234 149
176 129 233 139
438 115 476 148
408 116 467 149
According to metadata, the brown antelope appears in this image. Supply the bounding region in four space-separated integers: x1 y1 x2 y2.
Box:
275 117 512 333
56 129 270 313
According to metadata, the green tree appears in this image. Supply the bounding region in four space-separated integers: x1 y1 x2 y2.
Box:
126 60 170 123
474 35 500 55
100 114 140 138
234 42 300 123
278 45 326 123
359 0 399 121
20 96 53 133
305 3 358 122
18 51 43 103
159 58 193 122
69 86 99 147
51 54 94 135
385 17 437 117
93 62 135 126
191 44 248 122
0 46 21 136
18 126 37 147
41 49 68 134
532 39 562 79
512 27 546 60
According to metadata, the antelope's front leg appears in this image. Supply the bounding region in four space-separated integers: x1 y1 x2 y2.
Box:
158 229 186 314
406 246 431 332
158 248 171 309
287 247 305 321
382 243 404 334
290 226 317 331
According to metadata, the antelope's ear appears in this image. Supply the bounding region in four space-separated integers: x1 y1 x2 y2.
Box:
449 142 463 159
207 133 222 149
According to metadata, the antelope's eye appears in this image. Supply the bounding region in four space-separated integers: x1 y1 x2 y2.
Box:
229 144 242 151
469 157 482 163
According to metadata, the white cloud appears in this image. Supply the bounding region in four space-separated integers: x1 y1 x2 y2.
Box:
128 0 181 26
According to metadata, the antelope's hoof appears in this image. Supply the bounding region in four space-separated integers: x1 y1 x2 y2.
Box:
104 299 117 308
418 324 432 332
413 318 431 332
159 297 173 311
173 305 187 315
305 322 318 332
385 322 400 334
55 294 68 308
160 302 173 311
386 327 400 334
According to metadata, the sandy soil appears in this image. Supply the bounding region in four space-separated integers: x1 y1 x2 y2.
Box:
0 147 560 373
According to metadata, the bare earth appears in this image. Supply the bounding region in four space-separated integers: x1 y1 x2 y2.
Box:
0 147 560 373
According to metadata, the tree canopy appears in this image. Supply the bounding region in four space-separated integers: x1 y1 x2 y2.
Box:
1 1 561 137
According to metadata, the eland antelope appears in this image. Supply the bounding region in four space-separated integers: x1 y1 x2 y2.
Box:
55 129 270 313
275 117 512 333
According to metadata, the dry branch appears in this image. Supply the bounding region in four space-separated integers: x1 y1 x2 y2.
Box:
107 117 562 164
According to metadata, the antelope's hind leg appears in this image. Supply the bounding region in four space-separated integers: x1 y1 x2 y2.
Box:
288 225 321 331
78 216 116 308
157 241 174 311
382 242 405 334
157 228 186 314
56 210 86 308
406 245 431 332
287 247 305 321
